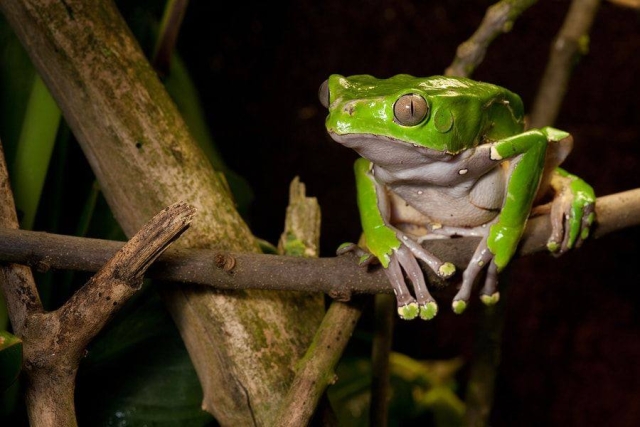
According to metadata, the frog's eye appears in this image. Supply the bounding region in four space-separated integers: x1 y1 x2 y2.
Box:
318 80 330 108
393 94 429 126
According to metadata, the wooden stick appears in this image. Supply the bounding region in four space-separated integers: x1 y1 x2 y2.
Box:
0 189 638 296
446 0 537 77
529 0 602 128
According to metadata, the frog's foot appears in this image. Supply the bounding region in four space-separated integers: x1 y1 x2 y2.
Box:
383 252 419 320
452 237 494 314
336 242 377 267
546 170 596 255
395 246 439 320
384 246 440 320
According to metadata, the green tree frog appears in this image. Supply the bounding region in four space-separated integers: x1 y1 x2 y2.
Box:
319 74 595 320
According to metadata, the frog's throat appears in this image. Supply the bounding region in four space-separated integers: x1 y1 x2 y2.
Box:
328 132 460 158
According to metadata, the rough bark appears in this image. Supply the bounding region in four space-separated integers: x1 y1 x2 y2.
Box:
0 1 319 424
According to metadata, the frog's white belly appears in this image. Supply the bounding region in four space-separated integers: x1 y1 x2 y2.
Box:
384 166 507 228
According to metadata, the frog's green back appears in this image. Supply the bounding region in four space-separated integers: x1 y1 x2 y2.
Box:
325 74 525 153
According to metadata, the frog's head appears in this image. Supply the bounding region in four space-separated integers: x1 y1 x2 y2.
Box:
319 74 518 156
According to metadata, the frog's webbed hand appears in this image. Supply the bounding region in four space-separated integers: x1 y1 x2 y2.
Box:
545 168 596 254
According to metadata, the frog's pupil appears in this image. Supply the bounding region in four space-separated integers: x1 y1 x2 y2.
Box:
394 94 428 126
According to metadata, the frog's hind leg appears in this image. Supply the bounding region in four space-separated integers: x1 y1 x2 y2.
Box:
395 246 438 320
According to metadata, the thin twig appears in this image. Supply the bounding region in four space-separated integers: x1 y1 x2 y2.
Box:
272 298 366 427
463 287 507 427
369 294 395 427
529 0 601 128
445 0 537 77
271 177 331 426
152 0 190 76
0 189 639 296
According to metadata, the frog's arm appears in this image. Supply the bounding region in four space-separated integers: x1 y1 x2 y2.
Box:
353 157 400 267
487 127 569 270
451 127 594 313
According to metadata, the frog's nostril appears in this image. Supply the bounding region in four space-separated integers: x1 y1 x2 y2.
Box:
343 103 355 115
318 80 330 108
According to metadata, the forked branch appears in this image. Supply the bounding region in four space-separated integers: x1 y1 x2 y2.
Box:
446 0 537 77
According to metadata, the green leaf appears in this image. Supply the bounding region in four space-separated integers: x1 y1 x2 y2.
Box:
76 288 214 426
0 16 35 164
0 331 22 392
11 74 61 230
328 352 465 426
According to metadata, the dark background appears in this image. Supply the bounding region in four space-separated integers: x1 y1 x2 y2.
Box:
174 1 640 426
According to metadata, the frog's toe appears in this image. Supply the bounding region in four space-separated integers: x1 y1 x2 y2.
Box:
438 262 456 279
419 301 438 320
574 203 596 248
452 299 467 314
561 199 595 252
479 260 499 306
398 302 419 320
480 292 500 306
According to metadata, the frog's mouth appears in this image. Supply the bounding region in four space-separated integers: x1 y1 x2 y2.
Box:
329 132 453 166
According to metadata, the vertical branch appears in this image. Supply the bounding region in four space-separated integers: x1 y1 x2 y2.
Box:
153 0 190 76
369 294 395 427
271 177 334 425
272 298 365 427
463 287 507 427
0 139 42 336
446 0 537 77
529 0 602 128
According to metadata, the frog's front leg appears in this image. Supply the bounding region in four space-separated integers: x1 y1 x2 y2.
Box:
544 168 596 254
354 158 455 320
451 127 567 312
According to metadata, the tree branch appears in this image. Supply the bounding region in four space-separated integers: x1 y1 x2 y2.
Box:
1 189 638 296
56 202 196 354
445 0 537 78
529 0 601 128
21 202 194 427
0 140 41 336
369 294 395 427
270 177 331 425
272 298 366 427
